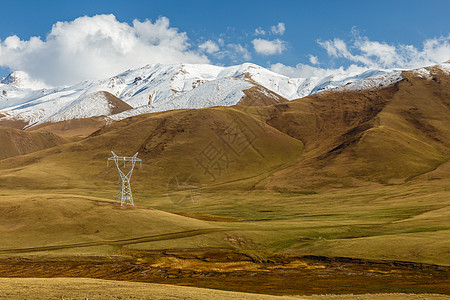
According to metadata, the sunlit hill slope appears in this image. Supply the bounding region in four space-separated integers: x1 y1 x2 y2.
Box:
0 64 448 192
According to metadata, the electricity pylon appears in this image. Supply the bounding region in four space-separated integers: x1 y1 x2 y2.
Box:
107 151 142 206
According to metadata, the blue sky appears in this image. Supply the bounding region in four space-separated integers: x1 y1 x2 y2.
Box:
0 0 449 85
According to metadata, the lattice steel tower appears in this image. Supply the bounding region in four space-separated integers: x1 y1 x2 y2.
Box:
107 151 142 206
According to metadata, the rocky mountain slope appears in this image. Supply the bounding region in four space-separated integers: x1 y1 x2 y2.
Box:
0 63 393 129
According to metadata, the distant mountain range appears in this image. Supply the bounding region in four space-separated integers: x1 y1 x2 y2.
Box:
0 62 449 190
0 62 407 128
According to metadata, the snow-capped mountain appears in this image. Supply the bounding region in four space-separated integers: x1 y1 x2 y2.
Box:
0 71 48 90
3 62 442 129
0 71 51 113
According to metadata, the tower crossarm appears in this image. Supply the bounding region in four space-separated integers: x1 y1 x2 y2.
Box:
107 151 142 167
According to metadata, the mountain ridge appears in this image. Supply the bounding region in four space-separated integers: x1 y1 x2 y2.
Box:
0 62 399 129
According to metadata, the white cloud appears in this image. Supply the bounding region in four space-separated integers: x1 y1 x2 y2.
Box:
318 34 450 69
252 38 286 55
271 34 450 79
271 23 285 35
198 40 219 54
319 38 346 57
309 55 319 65
0 14 209 86
356 40 398 67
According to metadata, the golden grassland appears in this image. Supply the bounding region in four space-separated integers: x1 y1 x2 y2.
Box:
0 178 448 266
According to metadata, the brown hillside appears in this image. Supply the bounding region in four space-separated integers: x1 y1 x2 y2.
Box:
101 91 133 115
29 117 107 139
265 67 450 190
0 107 302 190
238 84 287 106
0 114 28 129
0 127 68 160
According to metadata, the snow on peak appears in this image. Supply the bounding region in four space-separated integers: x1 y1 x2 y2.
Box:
0 62 419 128
107 77 253 122
1 71 28 86
412 67 433 79
47 91 126 123
0 71 48 90
407 62 450 79
332 71 403 92
434 62 450 75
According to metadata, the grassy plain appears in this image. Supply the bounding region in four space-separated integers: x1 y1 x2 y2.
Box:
0 176 449 265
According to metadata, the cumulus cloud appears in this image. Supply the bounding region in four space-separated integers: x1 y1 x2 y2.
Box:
252 38 286 55
271 23 285 35
198 40 219 54
0 14 209 86
318 34 450 69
